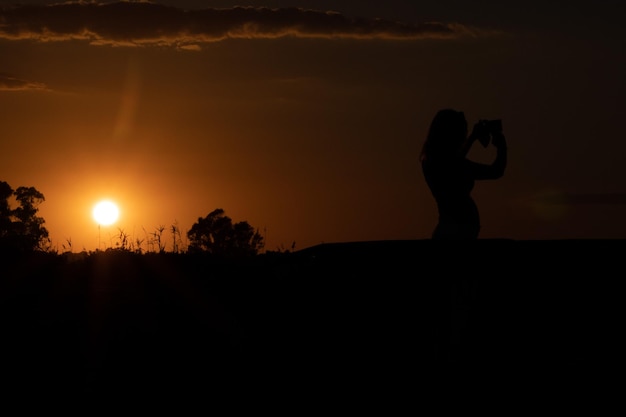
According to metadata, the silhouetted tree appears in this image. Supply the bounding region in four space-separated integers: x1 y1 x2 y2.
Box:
0 181 50 252
187 208 264 256
0 181 12 237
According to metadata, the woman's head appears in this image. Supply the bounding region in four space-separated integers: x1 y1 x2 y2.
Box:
421 109 467 160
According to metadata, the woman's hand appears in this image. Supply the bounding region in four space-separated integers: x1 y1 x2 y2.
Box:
470 122 490 147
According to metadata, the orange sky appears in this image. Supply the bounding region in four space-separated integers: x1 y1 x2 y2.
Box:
1 1 626 252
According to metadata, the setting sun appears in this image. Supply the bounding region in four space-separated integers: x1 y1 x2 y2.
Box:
92 200 120 226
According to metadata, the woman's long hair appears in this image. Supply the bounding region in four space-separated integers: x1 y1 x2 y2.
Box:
421 109 467 161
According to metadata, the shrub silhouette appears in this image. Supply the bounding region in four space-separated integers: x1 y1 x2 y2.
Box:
187 208 264 256
0 180 50 252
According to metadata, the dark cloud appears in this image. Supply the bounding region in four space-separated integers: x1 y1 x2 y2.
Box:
0 1 490 48
0 73 47 91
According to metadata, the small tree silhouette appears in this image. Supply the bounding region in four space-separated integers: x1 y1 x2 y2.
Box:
187 208 264 256
0 181 50 252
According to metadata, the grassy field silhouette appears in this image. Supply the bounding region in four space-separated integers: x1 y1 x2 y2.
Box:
0 239 621 398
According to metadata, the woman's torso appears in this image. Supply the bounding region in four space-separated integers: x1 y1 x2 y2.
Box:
422 157 480 228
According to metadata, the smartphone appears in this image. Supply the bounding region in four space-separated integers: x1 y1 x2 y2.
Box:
477 119 502 147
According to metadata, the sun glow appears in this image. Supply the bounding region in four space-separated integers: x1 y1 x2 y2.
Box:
92 200 120 226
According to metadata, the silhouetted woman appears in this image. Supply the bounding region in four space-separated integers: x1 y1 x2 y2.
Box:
421 109 507 239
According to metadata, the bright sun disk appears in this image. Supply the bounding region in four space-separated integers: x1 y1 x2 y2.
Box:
92 200 120 226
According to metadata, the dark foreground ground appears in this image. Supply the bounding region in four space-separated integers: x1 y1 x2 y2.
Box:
0 239 623 402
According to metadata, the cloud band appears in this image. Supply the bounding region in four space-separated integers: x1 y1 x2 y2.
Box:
0 73 47 91
0 1 485 48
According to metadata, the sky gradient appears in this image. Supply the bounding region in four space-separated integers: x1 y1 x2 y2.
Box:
1 0 625 252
